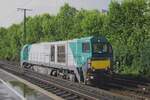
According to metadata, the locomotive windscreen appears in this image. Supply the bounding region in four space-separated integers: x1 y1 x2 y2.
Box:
92 42 112 58
93 43 108 54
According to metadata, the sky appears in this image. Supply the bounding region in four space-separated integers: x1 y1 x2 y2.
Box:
0 0 111 27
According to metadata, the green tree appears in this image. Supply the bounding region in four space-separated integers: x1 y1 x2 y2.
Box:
0 2 149 77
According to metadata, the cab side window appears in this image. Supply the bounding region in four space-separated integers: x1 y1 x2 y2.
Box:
82 42 90 53
24 47 28 53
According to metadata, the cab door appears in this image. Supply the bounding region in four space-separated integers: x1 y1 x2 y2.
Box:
78 39 92 66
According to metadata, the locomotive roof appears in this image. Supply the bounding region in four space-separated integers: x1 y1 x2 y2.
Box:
28 36 108 45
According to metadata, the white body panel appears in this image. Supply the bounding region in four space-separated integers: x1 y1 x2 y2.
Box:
28 40 77 70
29 43 50 65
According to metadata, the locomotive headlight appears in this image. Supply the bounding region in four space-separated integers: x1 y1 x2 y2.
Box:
90 76 94 79
86 78 89 80
87 59 91 68
88 59 91 65
92 69 95 71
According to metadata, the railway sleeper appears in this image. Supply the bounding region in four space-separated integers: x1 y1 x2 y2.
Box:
52 89 62 93
56 91 68 96
49 87 58 91
61 92 73 98
64 95 80 100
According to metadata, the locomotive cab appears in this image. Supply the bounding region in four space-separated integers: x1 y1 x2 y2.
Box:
84 37 113 84
91 42 113 71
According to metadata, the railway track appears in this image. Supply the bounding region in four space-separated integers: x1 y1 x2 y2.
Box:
22 70 96 100
104 74 150 98
0 61 130 100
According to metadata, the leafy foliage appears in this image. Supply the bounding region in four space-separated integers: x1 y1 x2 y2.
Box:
0 1 149 77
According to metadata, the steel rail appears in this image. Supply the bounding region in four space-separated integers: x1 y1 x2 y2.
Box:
1 61 148 100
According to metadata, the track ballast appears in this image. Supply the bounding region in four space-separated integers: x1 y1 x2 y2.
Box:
0 61 130 100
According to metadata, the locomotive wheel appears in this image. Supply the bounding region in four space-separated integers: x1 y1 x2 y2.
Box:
51 70 57 76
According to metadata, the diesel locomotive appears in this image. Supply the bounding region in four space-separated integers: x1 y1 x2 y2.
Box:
21 36 113 84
